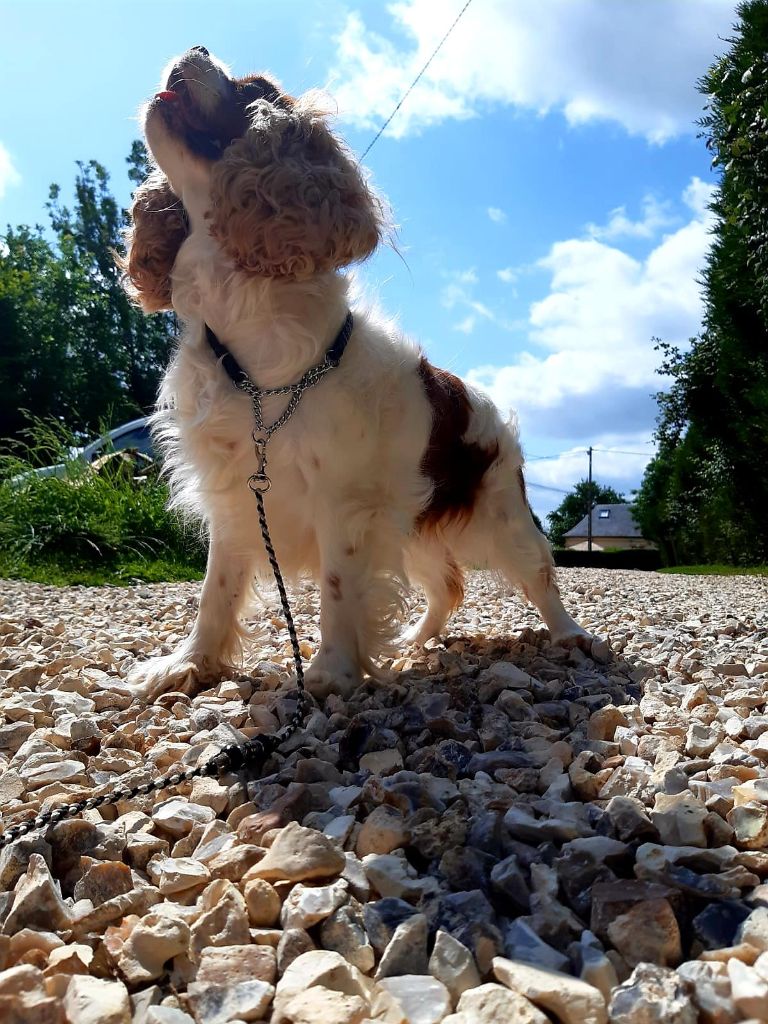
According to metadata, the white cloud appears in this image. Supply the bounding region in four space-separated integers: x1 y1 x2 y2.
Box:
497 267 518 284
465 177 715 441
442 269 481 312
487 206 507 224
442 269 523 333
683 176 715 218
0 143 21 200
469 299 494 320
454 314 476 334
330 0 735 143
587 195 678 241
456 268 478 284
441 280 467 310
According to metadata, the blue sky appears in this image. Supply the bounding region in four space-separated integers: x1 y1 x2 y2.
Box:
0 0 737 519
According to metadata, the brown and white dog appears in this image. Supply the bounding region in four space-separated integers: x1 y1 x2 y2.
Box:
122 46 590 700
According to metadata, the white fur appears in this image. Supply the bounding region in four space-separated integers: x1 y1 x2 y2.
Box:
127 56 589 701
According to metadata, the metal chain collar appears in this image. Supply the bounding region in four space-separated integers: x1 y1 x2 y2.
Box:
0 318 352 850
242 358 338 495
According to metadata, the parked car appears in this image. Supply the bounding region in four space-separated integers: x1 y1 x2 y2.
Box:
13 418 155 483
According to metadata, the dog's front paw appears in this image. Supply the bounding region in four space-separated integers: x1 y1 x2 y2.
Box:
550 627 611 661
304 649 362 700
550 625 593 648
121 651 224 701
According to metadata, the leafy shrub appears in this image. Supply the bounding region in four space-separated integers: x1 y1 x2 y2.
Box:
0 420 205 584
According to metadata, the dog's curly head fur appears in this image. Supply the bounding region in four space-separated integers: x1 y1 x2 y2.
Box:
121 49 385 310
120 171 188 311
208 96 383 279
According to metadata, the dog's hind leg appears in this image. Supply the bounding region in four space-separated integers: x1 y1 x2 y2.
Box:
466 468 591 646
402 539 465 646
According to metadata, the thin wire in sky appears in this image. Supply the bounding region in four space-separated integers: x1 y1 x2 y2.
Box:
527 443 656 461
527 481 571 494
360 0 476 160
592 448 656 457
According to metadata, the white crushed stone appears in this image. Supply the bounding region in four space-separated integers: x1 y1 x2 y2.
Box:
0 567 767 1023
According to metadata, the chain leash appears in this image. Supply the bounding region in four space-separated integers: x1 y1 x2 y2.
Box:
0 319 352 850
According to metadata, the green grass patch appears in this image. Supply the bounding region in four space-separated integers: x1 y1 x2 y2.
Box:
659 564 768 576
0 420 206 587
0 553 204 587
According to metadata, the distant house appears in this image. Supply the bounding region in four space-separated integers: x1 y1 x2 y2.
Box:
563 503 656 551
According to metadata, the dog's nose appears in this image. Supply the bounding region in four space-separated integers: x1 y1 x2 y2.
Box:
190 45 210 57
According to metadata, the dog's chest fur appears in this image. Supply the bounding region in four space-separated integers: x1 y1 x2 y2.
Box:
156 314 434 576
154 234 511 579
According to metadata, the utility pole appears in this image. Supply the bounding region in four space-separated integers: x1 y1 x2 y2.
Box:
587 446 593 553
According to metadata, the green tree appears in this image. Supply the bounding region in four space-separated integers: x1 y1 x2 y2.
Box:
547 479 626 548
0 143 176 444
635 1 768 564
47 151 177 419
0 226 95 441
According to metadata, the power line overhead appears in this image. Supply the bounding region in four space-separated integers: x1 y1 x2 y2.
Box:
360 0 475 160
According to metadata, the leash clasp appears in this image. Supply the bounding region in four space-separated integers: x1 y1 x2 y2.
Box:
248 434 271 492
248 473 271 493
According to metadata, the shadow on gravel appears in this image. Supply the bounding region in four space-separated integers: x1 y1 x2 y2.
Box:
268 623 763 1014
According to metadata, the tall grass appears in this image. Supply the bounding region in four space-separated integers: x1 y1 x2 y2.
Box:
0 420 205 585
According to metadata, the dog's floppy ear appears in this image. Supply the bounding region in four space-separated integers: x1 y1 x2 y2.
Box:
119 171 188 311
208 96 384 279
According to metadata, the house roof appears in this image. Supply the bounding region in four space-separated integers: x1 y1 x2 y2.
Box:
564 503 644 539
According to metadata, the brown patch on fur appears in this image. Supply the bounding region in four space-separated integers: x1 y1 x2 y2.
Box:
416 357 499 528
541 563 557 591
445 556 465 612
118 172 188 312
235 73 287 102
327 573 342 601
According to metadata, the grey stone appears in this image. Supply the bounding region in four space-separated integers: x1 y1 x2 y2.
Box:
608 964 697 1024
320 900 375 974
375 913 428 979
424 890 504 974
186 980 274 1024
0 837 52 893
429 929 481 1006
276 928 316 975
501 917 569 973
693 900 752 950
2 853 72 934
490 853 531 911
362 898 420 955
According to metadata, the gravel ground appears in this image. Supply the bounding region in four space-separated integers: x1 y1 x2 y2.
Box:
1 567 768 1024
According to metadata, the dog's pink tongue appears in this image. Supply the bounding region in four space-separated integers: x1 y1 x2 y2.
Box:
156 90 178 102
